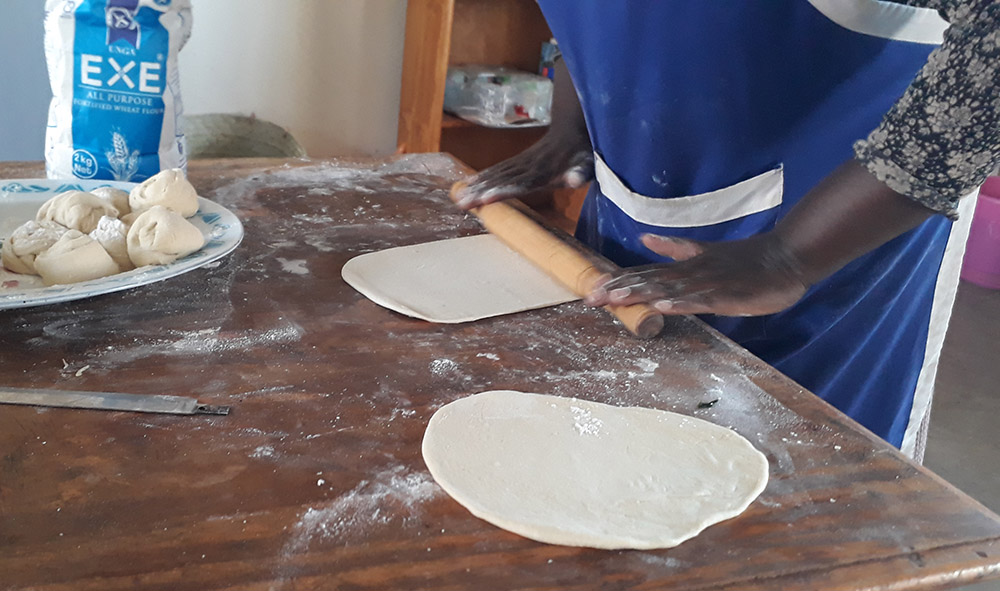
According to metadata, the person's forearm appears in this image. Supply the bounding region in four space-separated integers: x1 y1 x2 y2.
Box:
854 0 1000 217
773 159 937 286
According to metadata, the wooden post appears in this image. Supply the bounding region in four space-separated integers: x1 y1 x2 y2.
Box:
397 0 455 153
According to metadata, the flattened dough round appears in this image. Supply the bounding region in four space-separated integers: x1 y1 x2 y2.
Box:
341 234 577 323
422 391 769 550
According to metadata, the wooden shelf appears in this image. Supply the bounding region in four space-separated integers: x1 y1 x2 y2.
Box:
440 123 546 171
397 0 551 169
440 113 475 129
397 0 587 226
448 0 553 72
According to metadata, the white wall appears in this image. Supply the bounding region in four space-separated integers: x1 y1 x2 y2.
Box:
179 0 408 158
0 1 50 161
0 0 408 162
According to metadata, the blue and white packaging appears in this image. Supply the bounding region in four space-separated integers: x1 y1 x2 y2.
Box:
44 0 192 182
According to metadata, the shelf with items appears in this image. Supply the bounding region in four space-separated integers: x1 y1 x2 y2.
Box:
397 0 552 163
439 113 476 130
398 0 588 226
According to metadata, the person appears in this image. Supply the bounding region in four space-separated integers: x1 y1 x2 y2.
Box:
453 1 1000 461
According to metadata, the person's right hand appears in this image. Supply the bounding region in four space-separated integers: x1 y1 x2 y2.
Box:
453 133 594 210
453 57 594 210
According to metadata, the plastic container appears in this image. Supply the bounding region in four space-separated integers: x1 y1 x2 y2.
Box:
539 38 559 80
960 176 1000 289
443 66 553 128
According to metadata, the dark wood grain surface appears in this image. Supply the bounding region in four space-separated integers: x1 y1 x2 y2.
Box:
1 156 998 591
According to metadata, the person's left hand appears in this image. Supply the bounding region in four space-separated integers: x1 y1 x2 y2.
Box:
585 233 810 317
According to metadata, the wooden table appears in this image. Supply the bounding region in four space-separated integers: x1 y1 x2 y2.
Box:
2 156 999 591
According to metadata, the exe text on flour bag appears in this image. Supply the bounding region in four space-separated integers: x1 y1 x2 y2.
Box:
44 0 192 182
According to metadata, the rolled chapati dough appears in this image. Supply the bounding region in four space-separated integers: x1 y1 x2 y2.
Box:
341 234 577 323
422 390 769 550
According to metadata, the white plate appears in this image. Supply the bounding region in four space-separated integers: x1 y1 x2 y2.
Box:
0 178 244 310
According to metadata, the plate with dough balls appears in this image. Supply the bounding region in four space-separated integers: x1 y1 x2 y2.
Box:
0 169 243 310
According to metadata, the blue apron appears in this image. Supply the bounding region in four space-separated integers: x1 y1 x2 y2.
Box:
536 1 958 450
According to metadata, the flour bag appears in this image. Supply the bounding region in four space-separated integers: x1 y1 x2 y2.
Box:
44 0 192 182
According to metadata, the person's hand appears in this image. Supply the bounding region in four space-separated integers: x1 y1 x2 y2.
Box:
587 159 941 318
453 57 593 210
585 233 810 317
453 135 594 210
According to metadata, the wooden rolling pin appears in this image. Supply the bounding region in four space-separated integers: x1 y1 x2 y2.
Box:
450 182 664 339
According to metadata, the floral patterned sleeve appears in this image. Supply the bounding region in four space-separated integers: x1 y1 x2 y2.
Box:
853 0 1000 218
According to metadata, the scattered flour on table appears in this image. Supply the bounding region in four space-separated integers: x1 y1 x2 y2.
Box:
291 213 335 225
303 235 335 252
268 239 297 249
209 156 463 212
168 322 304 354
49 322 305 374
204 156 475 257
230 426 291 440
388 407 418 422
430 358 459 375
275 258 309 275
232 385 298 398
57 359 91 379
281 465 441 554
250 445 276 459
635 553 685 569
629 358 660 378
543 368 618 382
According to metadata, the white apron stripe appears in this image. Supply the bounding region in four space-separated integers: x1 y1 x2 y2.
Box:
900 192 978 460
807 0 948 45
594 153 784 228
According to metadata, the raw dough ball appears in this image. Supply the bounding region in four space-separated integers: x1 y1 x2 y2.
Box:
126 205 205 267
128 168 199 217
90 186 131 216
36 190 120 234
119 211 140 228
34 230 121 286
89 215 133 271
1 220 71 275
